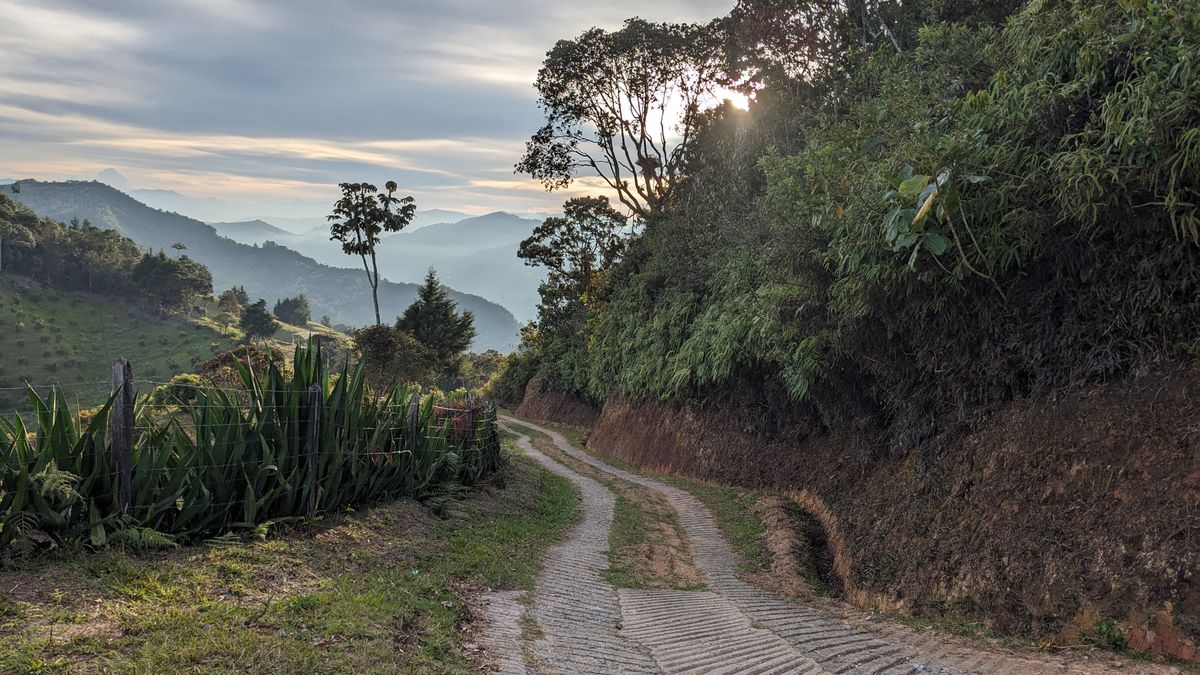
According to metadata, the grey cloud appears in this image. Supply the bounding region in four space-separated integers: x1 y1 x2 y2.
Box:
0 0 735 213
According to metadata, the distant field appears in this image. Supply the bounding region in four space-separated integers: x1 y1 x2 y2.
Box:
0 277 241 413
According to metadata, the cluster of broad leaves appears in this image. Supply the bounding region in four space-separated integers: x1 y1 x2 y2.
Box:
512 0 1200 452
0 342 501 557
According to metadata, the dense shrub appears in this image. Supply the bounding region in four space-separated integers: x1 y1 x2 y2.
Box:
522 0 1200 454
0 342 501 558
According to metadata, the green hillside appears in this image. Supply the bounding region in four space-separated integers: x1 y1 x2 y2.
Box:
0 277 236 413
0 276 353 414
9 181 522 351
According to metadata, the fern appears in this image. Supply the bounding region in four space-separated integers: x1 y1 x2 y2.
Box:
32 461 80 504
108 526 177 551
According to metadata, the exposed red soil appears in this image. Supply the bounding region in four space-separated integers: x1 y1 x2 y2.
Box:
522 364 1200 662
515 373 601 429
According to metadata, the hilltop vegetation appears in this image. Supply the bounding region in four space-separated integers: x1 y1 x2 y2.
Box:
501 0 1200 455
9 181 522 351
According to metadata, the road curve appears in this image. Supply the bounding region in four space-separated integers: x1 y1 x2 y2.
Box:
497 416 1166 675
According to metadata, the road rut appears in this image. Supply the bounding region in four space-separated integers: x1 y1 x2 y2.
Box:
495 416 1171 675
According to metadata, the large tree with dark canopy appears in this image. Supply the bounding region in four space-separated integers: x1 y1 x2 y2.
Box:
327 181 416 326
517 18 725 221
396 270 476 377
239 299 278 340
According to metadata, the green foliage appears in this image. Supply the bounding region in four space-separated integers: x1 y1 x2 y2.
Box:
396 270 476 379
239 298 278 340
229 285 250 306
0 341 503 558
1080 618 1129 652
351 324 436 390
0 194 142 295
131 251 214 316
216 288 242 316
484 342 541 405
462 350 505 391
523 0 1200 455
149 373 205 406
273 294 312 325
327 181 416 326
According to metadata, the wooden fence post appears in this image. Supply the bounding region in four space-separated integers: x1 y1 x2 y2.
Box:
465 397 475 447
108 358 133 513
306 383 322 517
408 391 420 433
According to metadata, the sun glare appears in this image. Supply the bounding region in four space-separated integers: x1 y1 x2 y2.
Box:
715 87 752 111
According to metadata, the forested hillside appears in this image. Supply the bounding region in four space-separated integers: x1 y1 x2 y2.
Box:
496 0 1200 658
503 0 1200 454
10 181 522 351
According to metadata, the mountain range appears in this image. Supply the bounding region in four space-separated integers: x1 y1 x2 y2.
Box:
8 180 523 352
208 210 546 322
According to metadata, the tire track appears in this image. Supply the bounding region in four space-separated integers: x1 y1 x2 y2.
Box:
503 416 1170 675
501 428 658 673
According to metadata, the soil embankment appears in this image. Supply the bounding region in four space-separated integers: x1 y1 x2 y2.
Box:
515 373 600 429
518 365 1200 662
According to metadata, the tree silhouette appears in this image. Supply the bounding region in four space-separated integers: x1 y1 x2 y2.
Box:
517 19 724 221
327 181 416 325
396 270 476 377
240 299 278 340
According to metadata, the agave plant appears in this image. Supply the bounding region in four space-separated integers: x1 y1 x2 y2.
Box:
0 340 502 558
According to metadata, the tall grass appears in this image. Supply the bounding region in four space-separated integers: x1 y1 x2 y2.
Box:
0 342 501 556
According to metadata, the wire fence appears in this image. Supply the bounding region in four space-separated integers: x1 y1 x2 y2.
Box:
0 345 503 555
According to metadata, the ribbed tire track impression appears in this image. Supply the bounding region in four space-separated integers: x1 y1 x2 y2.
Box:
503 416 1161 675
500 427 657 673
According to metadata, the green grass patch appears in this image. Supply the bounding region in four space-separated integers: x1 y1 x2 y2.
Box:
0 452 578 674
660 477 769 576
0 278 237 412
601 492 650 589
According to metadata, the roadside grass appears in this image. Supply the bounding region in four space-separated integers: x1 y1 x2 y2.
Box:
600 493 649 589
658 477 770 576
0 450 578 674
503 418 704 591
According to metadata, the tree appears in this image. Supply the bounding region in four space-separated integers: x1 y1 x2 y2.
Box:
327 181 416 325
519 196 629 302
396 270 476 377
217 289 243 316
352 325 436 389
131 252 213 317
517 18 725 221
273 294 312 325
320 315 332 327
239 299 278 340
230 285 250 305
463 350 506 390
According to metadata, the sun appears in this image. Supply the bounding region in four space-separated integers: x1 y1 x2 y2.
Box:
714 86 752 111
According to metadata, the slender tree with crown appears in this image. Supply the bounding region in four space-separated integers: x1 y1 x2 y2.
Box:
327 181 416 325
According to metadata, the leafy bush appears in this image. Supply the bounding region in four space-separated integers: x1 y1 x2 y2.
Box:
522 0 1200 455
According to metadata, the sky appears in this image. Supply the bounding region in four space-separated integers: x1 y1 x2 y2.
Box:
0 0 735 221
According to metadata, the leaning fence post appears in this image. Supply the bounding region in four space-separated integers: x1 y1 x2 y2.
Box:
108 358 133 513
306 383 322 517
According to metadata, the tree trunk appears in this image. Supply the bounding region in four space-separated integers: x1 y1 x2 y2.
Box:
370 252 382 326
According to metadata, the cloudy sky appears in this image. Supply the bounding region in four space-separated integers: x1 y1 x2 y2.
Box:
0 0 735 220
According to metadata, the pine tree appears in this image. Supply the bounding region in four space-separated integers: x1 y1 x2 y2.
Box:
240 299 279 340
396 270 476 376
